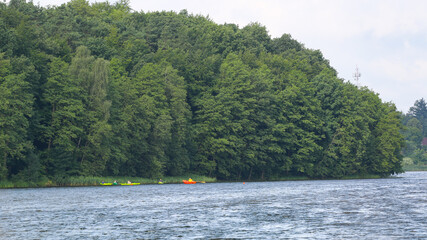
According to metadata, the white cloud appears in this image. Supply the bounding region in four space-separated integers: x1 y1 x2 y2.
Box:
368 56 427 112
370 57 427 86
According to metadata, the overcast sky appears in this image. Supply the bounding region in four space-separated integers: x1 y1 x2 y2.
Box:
34 0 427 113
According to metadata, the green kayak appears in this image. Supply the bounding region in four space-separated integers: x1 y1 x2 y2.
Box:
100 182 120 185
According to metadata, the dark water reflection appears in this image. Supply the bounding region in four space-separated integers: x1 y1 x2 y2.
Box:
1 172 426 239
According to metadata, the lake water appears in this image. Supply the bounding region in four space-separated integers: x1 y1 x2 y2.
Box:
1 172 426 239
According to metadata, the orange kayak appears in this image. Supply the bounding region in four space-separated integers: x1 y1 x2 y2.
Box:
183 180 196 184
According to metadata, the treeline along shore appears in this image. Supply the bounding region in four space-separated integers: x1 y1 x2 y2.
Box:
0 0 404 187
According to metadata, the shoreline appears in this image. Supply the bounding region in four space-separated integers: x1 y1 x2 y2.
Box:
0 173 409 189
402 165 427 171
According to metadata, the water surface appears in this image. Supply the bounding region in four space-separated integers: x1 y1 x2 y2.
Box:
1 172 426 239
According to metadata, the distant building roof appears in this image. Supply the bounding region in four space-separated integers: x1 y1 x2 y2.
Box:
422 137 427 146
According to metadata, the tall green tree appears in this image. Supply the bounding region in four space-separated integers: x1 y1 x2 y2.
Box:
195 53 277 179
0 54 34 179
194 53 252 179
68 46 112 176
0 1 407 181
408 98 427 137
43 57 84 176
273 69 323 177
132 61 191 177
367 103 404 174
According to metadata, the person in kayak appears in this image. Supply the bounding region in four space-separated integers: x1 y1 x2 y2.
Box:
188 178 193 182
159 179 163 183
127 180 131 184
113 180 118 185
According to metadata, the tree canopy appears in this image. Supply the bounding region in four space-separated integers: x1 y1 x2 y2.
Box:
402 98 427 166
0 0 404 181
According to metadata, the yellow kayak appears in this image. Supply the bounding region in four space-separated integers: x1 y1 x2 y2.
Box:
120 183 140 185
100 183 113 185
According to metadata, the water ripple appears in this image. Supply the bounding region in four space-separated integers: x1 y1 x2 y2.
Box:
1 172 426 239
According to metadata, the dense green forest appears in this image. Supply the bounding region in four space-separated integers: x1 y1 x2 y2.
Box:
402 98 427 169
0 0 404 183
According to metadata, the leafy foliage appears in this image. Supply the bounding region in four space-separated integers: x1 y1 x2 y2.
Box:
402 98 427 166
0 0 404 181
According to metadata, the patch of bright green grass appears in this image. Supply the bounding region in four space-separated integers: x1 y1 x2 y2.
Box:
51 174 216 187
0 175 217 188
273 176 310 181
0 181 14 188
341 174 382 180
0 180 50 188
403 164 427 171
160 175 216 184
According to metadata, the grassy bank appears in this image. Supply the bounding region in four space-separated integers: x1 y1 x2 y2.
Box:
269 173 383 181
0 175 216 188
271 176 310 181
403 164 427 171
341 173 383 180
402 157 427 171
0 172 394 189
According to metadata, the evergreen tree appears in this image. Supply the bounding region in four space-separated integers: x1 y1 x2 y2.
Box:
408 98 427 137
